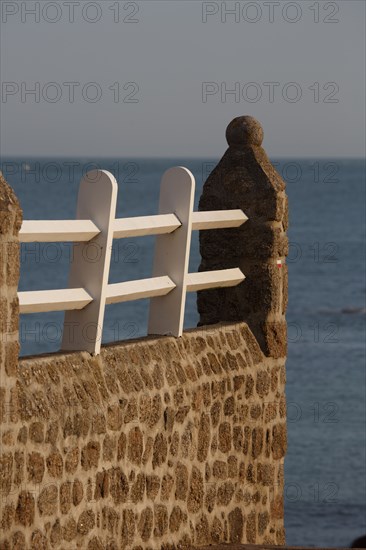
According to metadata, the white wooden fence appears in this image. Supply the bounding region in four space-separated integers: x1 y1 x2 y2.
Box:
18 167 248 355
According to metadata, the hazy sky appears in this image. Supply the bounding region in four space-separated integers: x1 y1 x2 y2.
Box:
0 0 365 157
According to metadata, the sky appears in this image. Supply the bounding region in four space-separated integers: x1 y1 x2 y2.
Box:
0 0 365 158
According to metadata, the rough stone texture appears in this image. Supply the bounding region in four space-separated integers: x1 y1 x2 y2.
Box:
0 324 286 548
197 116 288 358
0 119 288 548
0 171 22 429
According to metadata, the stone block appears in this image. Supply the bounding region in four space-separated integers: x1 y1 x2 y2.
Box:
138 507 153 541
218 422 231 453
81 441 100 470
77 510 95 535
27 452 44 484
46 451 63 478
38 485 58 516
187 467 203 513
272 423 287 459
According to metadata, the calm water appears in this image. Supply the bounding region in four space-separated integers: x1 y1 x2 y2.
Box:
1 157 365 547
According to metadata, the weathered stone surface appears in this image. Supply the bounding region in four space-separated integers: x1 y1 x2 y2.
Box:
258 510 270 535
218 422 232 453
271 494 284 520
109 467 129 505
252 427 264 458
148 394 162 428
103 433 117 461
261 320 288 358
1 503 15 531
138 507 153 541
169 506 184 533
272 423 287 459
13 450 24 487
175 462 189 501
146 474 160 501
46 421 58 445
78 510 95 535
152 433 168 468
195 514 210 545
211 516 224 544
62 517 77 541
187 467 203 513
217 481 235 506
197 412 210 462
0 453 13 495
160 473 174 501
88 536 105 550
256 370 271 397
30 529 48 549
213 460 227 480
210 401 221 428
102 506 119 536
47 451 63 478
233 426 243 452
116 432 127 461
50 518 61 545
29 421 44 443
15 491 34 526
228 507 244 543
92 411 106 434
168 430 179 458
64 446 78 474
227 455 238 478
60 481 72 514
81 441 100 470
124 397 138 423
107 403 122 431
70 480 82 507
197 116 288 360
130 473 145 503
38 485 58 516
127 427 143 464
154 504 168 537
246 510 257 543
17 426 27 444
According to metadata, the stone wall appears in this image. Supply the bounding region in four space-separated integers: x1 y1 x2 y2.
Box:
0 116 288 549
1 325 286 549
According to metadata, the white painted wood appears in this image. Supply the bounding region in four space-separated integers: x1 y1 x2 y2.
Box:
19 220 100 243
113 214 181 238
19 288 92 314
62 170 117 355
106 276 175 305
113 209 246 237
191 210 247 230
19 210 246 243
186 268 245 292
148 167 195 337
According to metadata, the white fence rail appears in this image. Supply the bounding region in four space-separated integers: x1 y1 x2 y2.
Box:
18 167 248 355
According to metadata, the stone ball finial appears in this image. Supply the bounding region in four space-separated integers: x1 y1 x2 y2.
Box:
226 116 264 149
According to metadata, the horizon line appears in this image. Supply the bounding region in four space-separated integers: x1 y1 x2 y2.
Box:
0 155 365 161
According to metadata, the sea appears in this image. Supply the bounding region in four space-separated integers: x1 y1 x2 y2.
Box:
1 157 365 548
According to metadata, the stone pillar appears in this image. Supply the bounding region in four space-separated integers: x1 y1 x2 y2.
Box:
197 116 288 357
0 171 22 419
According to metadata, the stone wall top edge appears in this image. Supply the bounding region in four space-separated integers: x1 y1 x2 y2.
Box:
18 321 261 367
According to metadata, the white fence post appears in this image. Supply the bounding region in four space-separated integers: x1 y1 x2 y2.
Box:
148 167 195 337
61 170 117 355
